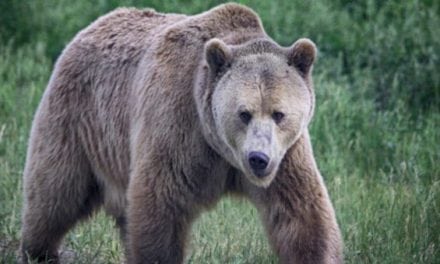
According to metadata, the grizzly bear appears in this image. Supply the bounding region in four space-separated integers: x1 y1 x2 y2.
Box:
20 3 343 264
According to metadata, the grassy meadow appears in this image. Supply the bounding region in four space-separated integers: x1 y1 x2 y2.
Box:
0 0 439 263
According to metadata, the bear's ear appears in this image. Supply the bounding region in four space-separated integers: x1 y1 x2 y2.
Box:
205 38 232 74
287 38 317 76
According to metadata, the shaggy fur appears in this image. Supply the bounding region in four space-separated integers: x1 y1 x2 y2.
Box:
20 3 342 263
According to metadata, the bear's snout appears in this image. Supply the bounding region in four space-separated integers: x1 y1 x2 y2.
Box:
248 151 270 177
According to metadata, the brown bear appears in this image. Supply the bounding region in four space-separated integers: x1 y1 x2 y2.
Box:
20 3 343 264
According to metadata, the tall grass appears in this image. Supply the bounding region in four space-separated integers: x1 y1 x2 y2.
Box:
0 0 438 263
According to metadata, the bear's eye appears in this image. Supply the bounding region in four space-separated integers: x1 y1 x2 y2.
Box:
272 111 285 124
239 111 252 125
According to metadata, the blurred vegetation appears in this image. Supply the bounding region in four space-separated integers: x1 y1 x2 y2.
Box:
0 0 438 263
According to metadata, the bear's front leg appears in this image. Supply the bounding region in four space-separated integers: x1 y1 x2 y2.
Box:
126 167 192 264
247 131 343 264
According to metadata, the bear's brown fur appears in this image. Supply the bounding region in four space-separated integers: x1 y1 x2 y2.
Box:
20 3 342 263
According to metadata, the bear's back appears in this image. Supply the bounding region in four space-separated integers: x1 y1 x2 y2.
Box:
69 8 186 65
43 7 187 117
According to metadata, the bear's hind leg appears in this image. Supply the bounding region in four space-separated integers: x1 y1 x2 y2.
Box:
20 138 102 263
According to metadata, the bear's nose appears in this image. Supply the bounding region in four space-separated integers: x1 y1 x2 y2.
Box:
248 151 269 177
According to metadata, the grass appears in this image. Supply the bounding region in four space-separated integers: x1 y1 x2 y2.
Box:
0 0 439 263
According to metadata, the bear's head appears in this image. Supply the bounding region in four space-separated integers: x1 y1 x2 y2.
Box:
195 38 316 187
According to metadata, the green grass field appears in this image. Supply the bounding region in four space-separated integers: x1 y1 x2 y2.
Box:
0 0 439 263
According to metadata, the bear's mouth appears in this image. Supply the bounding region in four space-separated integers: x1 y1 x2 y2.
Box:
241 159 278 187
250 162 275 179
